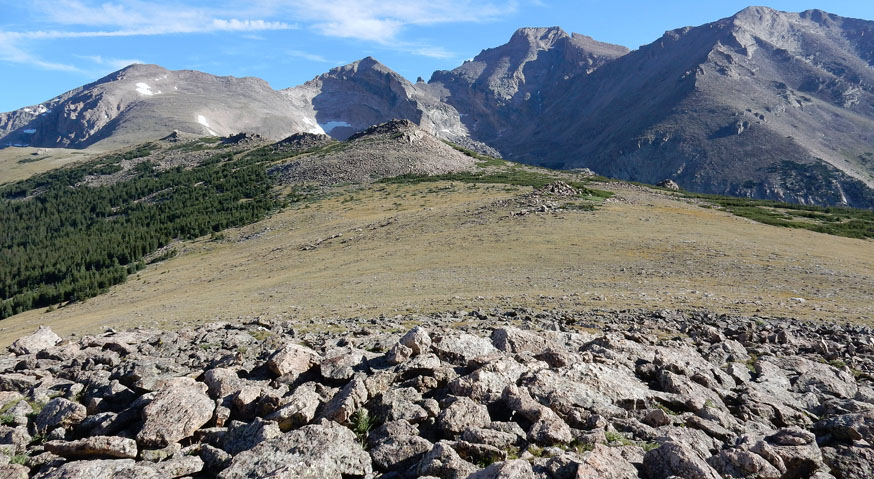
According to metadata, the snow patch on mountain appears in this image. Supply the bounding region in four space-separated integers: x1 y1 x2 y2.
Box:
197 114 218 136
136 83 157 96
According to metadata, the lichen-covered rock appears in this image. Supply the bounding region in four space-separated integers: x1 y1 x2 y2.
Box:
643 441 722 479
267 344 318 378
399 326 432 355
433 333 497 366
320 374 368 423
502 385 573 445
222 418 281 455
35 398 87 434
32 459 140 479
218 419 372 479
136 379 215 447
0 464 29 479
148 455 204 478
45 436 137 459
373 387 428 423
576 444 638 479
437 396 491 436
203 368 245 399
266 383 321 430
369 434 433 471
320 348 368 381
9 326 61 355
468 459 535 478
416 440 477 479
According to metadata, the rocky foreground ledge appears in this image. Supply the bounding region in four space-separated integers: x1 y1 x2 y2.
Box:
0 309 873 479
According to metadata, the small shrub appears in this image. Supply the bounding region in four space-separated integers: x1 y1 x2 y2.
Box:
349 409 378 448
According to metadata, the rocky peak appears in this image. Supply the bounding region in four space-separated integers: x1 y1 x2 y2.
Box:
508 26 570 51
346 119 420 141
326 56 397 79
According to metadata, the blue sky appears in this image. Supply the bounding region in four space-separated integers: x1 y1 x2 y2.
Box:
2 0 874 112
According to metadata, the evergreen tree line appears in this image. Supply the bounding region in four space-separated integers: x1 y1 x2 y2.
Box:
0 147 282 319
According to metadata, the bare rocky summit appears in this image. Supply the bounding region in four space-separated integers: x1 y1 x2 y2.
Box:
1 308 873 478
270 119 479 185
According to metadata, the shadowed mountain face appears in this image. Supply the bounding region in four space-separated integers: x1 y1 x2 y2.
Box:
509 8 874 206
427 27 629 148
3 8 874 207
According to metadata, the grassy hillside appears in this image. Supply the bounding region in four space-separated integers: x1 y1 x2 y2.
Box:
1 175 872 347
1 135 872 345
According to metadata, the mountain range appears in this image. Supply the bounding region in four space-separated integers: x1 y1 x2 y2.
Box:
2 6 874 207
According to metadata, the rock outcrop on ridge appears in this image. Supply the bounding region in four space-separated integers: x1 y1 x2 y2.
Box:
1 308 873 478
269 119 479 185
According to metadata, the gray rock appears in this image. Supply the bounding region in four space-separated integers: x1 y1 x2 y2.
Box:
374 387 429 423
136 379 215 447
266 383 322 430
417 440 478 479
148 455 204 478
400 326 432 355
433 333 498 366
32 459 139 479
438 396 491 436
35 398 87 434
222 418 282 455
320 374 368 423
370 435 433 471
9 326 61 356
815 412 874 442
320 348 368 381
643 441 722 479
502 385 573 445
822 444 874 479
467 459 535 478
200 443 233 472
218 419 372 479
45 436 137 459
0 464 28 479
491 327 561 355
575 444 640 479
203 368 245 399
267 343 318 378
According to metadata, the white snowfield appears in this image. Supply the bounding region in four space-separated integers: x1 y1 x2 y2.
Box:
197 114 219 136
21 105 49 115
135 82 161 96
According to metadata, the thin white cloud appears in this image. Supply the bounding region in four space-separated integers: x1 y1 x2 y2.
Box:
1 0 294 71
0 31 81 72
77 55 145 71
286 50 332 63
285 0 516 44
